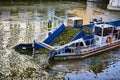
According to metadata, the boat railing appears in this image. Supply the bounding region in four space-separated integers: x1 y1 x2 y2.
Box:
58 37 96 54
53 33 120 55
113 32 120 40
84 38 95 47
69 43 77 53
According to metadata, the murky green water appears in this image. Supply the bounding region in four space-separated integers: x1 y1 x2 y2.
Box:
0 1 120 79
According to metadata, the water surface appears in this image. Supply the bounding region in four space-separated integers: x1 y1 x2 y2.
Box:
0 1 120 79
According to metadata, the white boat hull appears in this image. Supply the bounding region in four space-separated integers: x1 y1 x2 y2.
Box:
107 5 120 11
54 40 120 60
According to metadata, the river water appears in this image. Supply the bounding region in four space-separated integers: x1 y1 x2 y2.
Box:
0 1 120 80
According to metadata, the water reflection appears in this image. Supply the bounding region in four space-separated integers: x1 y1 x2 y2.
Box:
65 61 120 80
51 49 120 80
0 27 4 50
1 10 10 21
86 2 120 22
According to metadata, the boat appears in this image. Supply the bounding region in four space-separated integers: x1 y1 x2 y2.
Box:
107 0 120 11
15 17 120 62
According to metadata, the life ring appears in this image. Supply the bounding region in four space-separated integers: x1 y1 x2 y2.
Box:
106 37 111 43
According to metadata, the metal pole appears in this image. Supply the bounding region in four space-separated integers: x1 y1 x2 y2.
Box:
117 31 119 39
32 40 35 58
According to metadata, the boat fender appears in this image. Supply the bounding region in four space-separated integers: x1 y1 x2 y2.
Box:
106 37 111 43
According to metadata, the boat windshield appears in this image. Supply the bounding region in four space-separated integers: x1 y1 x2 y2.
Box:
95 27 102 36
103 27 113 36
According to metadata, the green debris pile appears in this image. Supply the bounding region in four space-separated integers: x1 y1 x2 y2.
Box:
50 27 81 46
83 26 92 35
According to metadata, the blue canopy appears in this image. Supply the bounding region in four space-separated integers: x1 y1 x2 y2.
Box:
105 20 120 26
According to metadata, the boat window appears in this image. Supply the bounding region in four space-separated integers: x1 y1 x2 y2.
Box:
75 42 84 47
74 20 83 26
79 42 84 47
95 27 102 36
103 27 113 36
67 19 73 27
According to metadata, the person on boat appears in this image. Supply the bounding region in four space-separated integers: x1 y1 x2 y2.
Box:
76 46 81 54
47 20 52 31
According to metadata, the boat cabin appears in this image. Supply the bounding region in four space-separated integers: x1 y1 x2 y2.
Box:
94 24 114 46
67 17 83 27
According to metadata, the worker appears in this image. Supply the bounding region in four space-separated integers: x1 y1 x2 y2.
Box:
47 20 52 31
